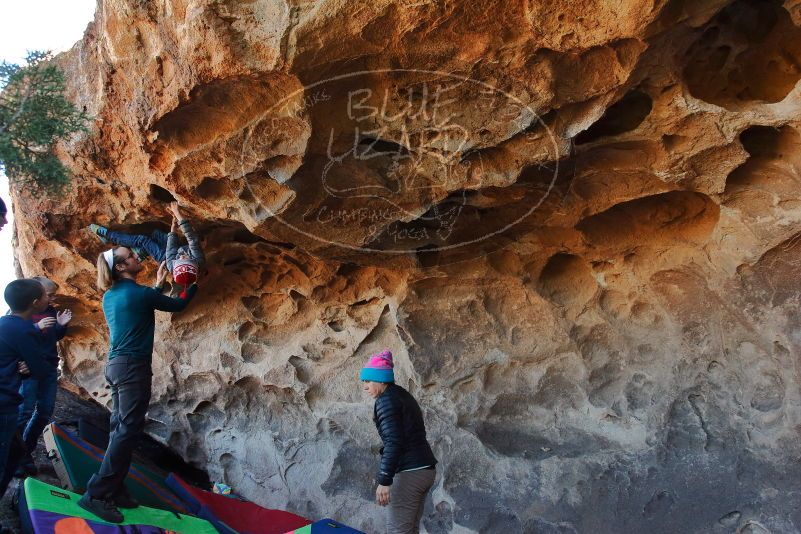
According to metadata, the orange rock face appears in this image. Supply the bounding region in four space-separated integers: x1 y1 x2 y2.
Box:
10 0 801 531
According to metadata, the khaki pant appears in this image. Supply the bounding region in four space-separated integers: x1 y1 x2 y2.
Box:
387 468 436 534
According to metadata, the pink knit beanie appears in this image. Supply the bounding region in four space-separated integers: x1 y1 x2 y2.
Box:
359 349 395 383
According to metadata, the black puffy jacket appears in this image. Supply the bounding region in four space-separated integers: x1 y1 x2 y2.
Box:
373 384 437 486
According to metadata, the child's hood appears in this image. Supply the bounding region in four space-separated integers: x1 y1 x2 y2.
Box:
32 306 57 321
177 245 194 258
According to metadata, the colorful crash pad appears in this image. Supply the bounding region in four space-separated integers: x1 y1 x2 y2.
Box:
43 423 190 515
166 473 311 534
18 477 217 534
284 519 365 533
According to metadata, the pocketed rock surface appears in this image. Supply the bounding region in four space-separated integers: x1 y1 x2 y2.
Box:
8 1 801 531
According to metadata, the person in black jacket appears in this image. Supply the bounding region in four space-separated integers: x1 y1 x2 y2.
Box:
361 350 437 534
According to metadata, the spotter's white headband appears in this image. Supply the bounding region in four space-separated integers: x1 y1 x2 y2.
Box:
103 249 115 271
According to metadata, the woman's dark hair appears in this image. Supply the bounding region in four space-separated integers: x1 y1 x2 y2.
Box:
4 279 43 312
0 196 6 214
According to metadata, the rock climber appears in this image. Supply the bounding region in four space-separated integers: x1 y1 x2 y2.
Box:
89 202 205 289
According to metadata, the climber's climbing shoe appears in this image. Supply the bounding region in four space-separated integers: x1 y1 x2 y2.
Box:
88 224 109 244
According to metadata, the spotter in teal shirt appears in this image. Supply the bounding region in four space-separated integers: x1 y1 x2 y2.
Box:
103 279 197 361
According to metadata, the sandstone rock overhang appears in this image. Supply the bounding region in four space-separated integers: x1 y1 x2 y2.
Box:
8 0 801 532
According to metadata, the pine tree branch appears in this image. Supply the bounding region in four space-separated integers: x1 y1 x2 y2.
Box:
0 78 34 135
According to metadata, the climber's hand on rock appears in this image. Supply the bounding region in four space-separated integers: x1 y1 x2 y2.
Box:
156 261 168 286
56 310 72 326
376 485 390 506
171 217 178 233
169 202 185 221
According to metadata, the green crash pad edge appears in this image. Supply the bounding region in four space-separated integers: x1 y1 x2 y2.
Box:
23 477 217 533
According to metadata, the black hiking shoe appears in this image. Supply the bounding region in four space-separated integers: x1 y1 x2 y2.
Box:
78 493 123 523
112 488 139 509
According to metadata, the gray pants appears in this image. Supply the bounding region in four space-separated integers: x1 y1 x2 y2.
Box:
387 468 435 534
86 357 152 499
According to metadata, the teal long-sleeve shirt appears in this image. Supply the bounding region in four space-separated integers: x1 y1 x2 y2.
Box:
103 279 197 361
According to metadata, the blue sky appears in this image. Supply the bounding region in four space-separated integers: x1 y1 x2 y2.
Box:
0 0 96 292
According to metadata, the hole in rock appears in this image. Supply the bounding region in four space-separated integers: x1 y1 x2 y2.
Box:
683 0 801 108
228 226 290 248
219 453 235 470
739 125 782 157
662 134 687 152
358 137 410 156
203 221 293 252
328 320 345 332
238 321 257 342
416 244 440 269
234 229 264 245
186 400 224 434
149 184 176 203
186 444 206 463
238 186 256 203
336 263 360 277
575 89 652 145
576 191 720 249
233 376 263 395
41 213 72 237
725 125 801 193
261 155 302 184
151 74 299 153
352 297 380 307
241 341 269 364
223 254 246 267
42 257 65 274
194 177 229 200
538 254 597 307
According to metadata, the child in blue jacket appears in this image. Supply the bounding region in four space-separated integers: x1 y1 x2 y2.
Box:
0 279 51 530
